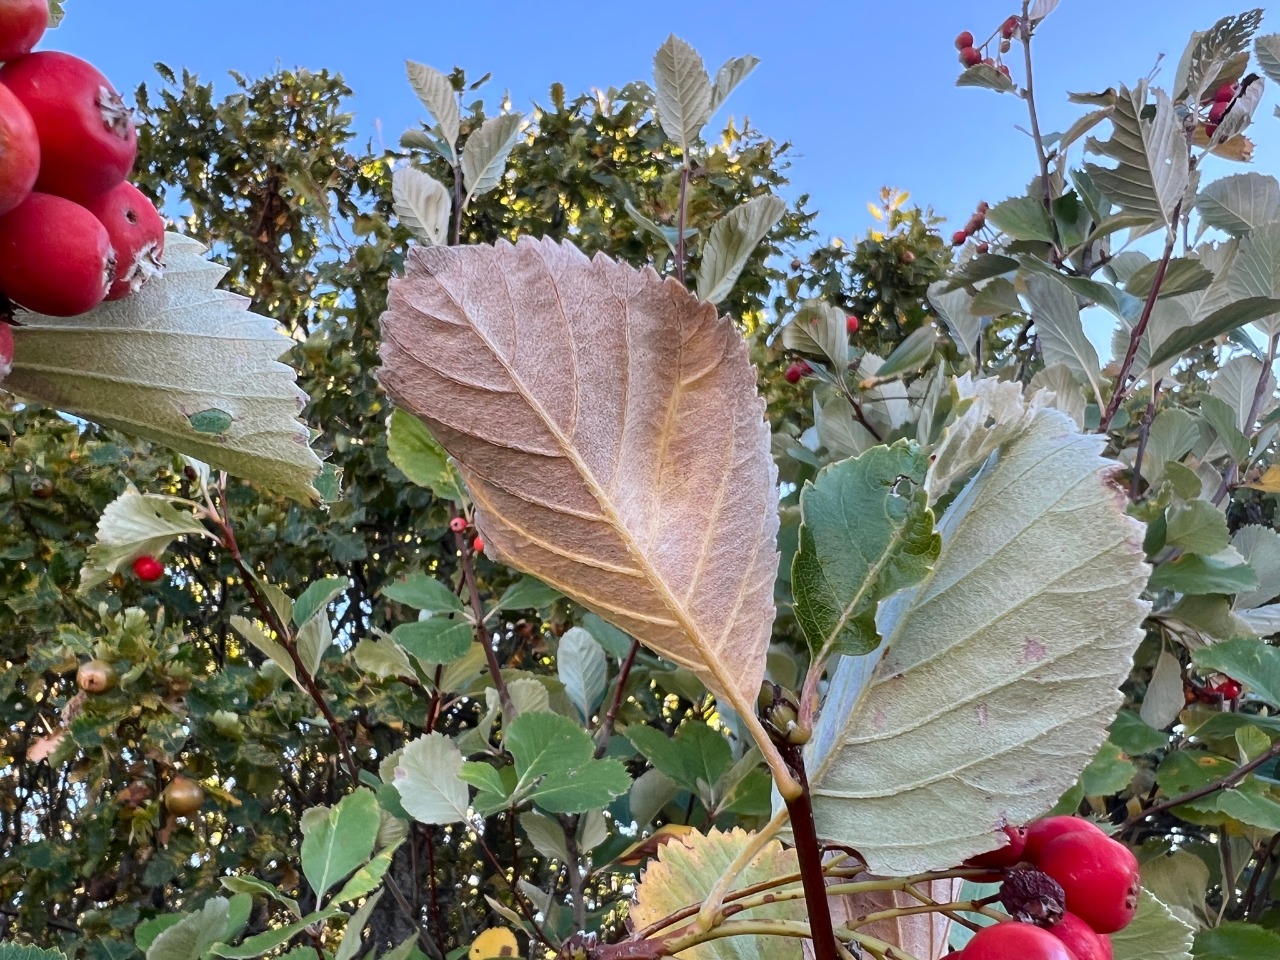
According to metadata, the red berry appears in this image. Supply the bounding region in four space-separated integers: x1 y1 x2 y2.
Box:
0 321 12 382
784 360 812 384
0 52 137 202
472 536 485 554
0 82 39 217
952 230 969 246
959 921 1076 960
965 825 1029 869
1205 122 1219 140
1037 831 1140 934
1023 816 1106 862
131 555 164 582
955 31 975 50
0 192 114 316
959 46 983 68
1214 83 1238 103
999 64 1012 78
0 0 48 61
449 516 467 533
976 241 990 254
846 315 860 335
82 181 165 300
1208 100 1230 124
1049 912 1113 960
1208 677 1242 699
1001 15 1020 39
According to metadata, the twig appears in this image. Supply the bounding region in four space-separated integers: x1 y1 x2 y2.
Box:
1122 738 1280 832
776 738 841 960
594 638 640 757
1019 0 1059 257
1130 380 1161 499
676 166 690 285
451 504 513 716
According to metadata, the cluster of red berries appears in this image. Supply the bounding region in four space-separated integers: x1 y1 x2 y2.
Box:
782 315 859 384
952 201 990 252
955 17 1018 79
1187 673 1242 704
1203 82 1238 140
956 815 1140 959
448 515 484 554
0 0 165 321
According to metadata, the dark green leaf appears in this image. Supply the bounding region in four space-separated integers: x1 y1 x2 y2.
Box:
383 573 464 614
1194 637 1280 707
391 618 473 665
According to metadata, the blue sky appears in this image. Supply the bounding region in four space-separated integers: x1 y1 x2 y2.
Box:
49 0 1277 248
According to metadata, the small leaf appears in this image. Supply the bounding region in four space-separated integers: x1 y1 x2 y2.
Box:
293 577 350 629
395 732 471 824
867 325 936 383
80 485 213 590
1165 500 1231 555
709 55 760 114
653 35 712 156
1148 549 1259 595
987 196 1056 242
626 721 734 798
781 300 849 370
383 572 464 614
231 616 297 684
300 788 380 903
955 63 1017 93
147 899 230 960
696 195 786 304
405 61 460 158
461 113 524 205
1194 637 1280 708
354 633 414 680
1141 651 1187 731
558 626 608 722
387 409 465 501
506 712 630 814
392 167 451 245
392 618 472 664
494 576 562 613
329 843 398 907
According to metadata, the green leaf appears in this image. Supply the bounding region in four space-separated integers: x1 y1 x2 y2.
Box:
696 195 786 304
1109 710 1169 754
986 196 1056 242
519 810 571 862
792 442 938 657
1165 500 1231 555
405 61 460 159
1193 921 1280 960
870 324 936 382
955 63 1017 93
1 949 67 960
300 788 380 903
708 55 760 115
137 917 185 954
1127 258 1215 300
209 909 339 959
781 300 850 370
626 721 734 798
394 732 471 825
293 577 350 629
1196 173 1280 236
495 576 562 613
1080 741 1136 796
383 572 464 614
506 712 631 814
927 282 982 358
1199 394 1250 463
220 876 300 920
1232 525 1280 610
1111 890 1194 960
1149 550 1258 595
230 616 297 684
386 408 464 501
1084 83 1189 234
333 890 383 960
623 199 694 254
392 618 472 664
1025 273 1104 407
329 842 399 907
1141 650 1187 731
557 626 607 722
1147 297 1280 369
7 235 322 502
79 485 215 590
1194 637 1280 707
458 760 511 812
652 35 712 156
807 395 1151 874
461 113 524 205
392 167 451 245
353 633 414 680
147 898 230 960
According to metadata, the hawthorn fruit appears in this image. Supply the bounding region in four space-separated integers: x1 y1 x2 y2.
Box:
1208 100 1230 124
965 824 1029 869
449 516 467 533
958 921 1076 960
1002 15 1020 39
846 315 860 334
83 181 165 299
131 555 164 582
76 659 116 694
784 360 812 383
1049 912 1113 960
0 192 113 316
0 81 39 216
959 46 984 68
0 0 49 62
163 776 205 816
1037 830 1140 933
472 536 485 554
1214 83 1238 103
952 230 969 246
1210 677 1243 699
0 51 137 201
955 30 975 50
1022 815 1105 861
0 321 11 381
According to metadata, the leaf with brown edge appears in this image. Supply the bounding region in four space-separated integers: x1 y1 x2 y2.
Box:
378 237 779 724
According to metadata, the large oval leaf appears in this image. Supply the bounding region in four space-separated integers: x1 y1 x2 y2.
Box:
805 393 1151 874
378 237 779 718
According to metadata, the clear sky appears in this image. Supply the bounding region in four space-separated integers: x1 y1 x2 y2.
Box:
49 1 1280 249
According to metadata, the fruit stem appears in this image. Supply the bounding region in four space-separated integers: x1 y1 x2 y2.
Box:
1017 0 1061 259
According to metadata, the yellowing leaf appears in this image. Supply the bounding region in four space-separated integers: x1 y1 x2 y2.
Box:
469 928 519 960
378 238 778 724
867 202 884 221
1243 464 1280 492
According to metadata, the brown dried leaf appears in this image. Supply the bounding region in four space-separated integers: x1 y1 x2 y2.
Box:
379 237 778 712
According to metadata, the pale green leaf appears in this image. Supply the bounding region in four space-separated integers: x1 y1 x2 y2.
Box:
696 195 786 304
333 890 383 960
461 113 524 205
392 166 451 245
1127 258 1215 300
869 324 935 382
1140 851 1209 930
1028 363 1087 429
506 712 630 815
709 55 760 115
209 909 339 959
1025 273 1103 407
7 234 322 502
653 35 712 156
1225 222 1280 334
807 401 1150 874
1142 408 1202 488
1199 393 1251 462
329 843 398 906
926 282 981 358
1149 547 1258 595
1257 34 1280 84
230 616 297 684
986 196 1055 242
792 443 939 658
293 577 350 629
79 485 213 590
386 408 465 501
405 61 459 158
300 788 380 903
781 300 849 370
558 626 608 722
1210 354 1275 433
354 633 414 680
955 63 1017 94
1178 10 1262 102
392 618 472 664
219 876 300 920
1166 500 1231 555
296 611 331 677
1141 650 1187 731
1197 173 1280 237
0 949 66 960
1233 525 1280 610
394 732 471 824
383 572 464 614
1112 890 1194 960
520 810 571 862
147 899 231 960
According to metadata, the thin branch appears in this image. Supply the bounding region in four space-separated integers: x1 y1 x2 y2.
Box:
1123 738 1280 832
1130 380 1162 499
1019 0 1059 258
451 504 514 716
676 166 690 285
594 638 640 757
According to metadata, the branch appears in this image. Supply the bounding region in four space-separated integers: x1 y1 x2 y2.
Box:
776 739 841 960
1019 0 1059 257
594 638 640 757
1130 380 1162 499
1123 738 1280 832
451 504 514 716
